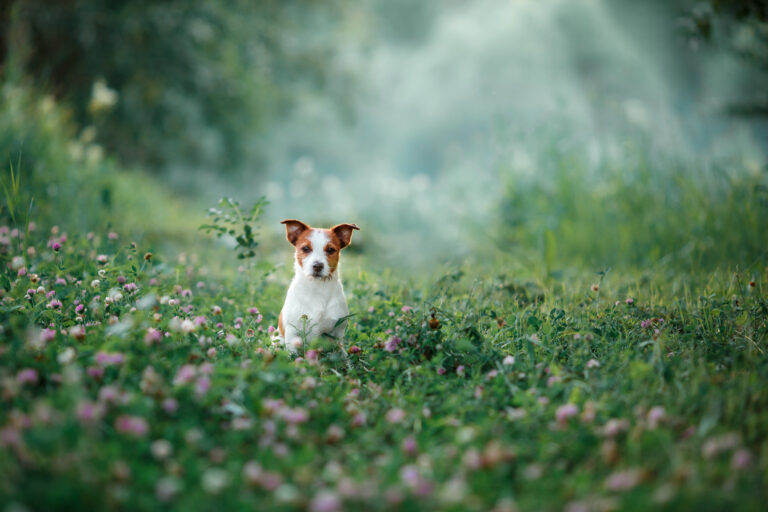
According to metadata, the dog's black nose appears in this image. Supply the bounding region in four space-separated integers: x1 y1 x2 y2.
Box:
312 262 324 273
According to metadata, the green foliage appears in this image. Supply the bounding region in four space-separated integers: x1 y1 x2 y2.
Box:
0 158 23 225
0 222 766 510
2 0 344 172
680 0 768 116
0 83 114 230
0 83 202 243
200 197 268 260
497 133 768 271
0 7 766 508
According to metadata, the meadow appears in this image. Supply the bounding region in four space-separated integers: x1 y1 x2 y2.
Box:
1 88 767 510
2 2 768 509
1 196 766 511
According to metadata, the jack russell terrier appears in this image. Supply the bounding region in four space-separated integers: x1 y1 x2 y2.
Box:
278 219 359 350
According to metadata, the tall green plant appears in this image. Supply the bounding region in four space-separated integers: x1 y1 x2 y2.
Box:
200 197 268 260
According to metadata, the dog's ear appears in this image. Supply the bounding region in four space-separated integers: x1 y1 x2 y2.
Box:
331 223 360 249
281 219 310 246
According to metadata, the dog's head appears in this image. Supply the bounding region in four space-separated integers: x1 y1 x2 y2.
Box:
281 220 359 279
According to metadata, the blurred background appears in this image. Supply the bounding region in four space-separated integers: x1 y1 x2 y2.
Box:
1 0 766 272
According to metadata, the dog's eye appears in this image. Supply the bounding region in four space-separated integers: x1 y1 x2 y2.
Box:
326 247 336 255
301 246 311 253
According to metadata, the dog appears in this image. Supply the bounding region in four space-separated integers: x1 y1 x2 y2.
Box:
278 219 359 350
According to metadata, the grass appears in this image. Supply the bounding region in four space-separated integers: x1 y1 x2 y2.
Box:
1 82 767 511
0 222 765 511
0 82 206 246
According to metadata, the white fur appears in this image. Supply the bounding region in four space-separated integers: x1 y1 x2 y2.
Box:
280 229 349 350
300 230 331 279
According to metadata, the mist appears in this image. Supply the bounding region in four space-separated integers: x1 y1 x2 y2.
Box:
219 0 766 267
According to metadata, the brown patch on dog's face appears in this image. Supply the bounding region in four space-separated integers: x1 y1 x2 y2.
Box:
281 220 359 277
293 229 314 270
322 229 342 273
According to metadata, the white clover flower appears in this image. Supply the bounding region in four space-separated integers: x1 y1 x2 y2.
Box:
151 439 173 460
201 468 229 494
58 347 76 365
155 477 181 502
169 317 182 331
180 319 196 333
11 256 24 270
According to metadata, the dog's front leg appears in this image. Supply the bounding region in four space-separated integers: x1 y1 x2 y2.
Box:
282 325 303 352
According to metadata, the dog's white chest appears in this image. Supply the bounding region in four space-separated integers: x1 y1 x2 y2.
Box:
282 273 348 341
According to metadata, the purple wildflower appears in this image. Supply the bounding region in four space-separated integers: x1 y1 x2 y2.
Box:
647 406 666 429
604 469 641 491
17 368 39 385
384 336 402 352
162 398 179 414
173 365 196 386
279 407 309 424
309 491 341 512
195 376 211 397
731 449 752 470
401 436 417 456
115 415 149 437
386 408 406 424
556 403 579 426
95 352 125 366
144 327 163 345
77 400 104 423
87 366 105 379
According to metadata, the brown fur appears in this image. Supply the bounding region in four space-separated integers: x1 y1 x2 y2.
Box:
280 220 359 274
291 228 342 273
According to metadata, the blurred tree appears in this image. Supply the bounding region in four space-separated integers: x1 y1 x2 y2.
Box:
368 0 440 46
0 0 345 173
679 0 768 117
